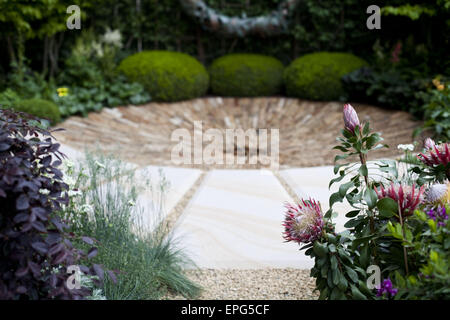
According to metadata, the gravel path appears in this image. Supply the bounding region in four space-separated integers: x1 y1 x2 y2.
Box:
165 269 319 300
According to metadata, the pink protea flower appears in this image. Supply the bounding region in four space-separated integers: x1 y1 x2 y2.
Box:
424 138 436 150
283 198 324 244
375 183 425 217
418 142 450 167
343 103 360 134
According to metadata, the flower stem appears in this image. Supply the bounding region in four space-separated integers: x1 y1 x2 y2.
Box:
397 201 409 275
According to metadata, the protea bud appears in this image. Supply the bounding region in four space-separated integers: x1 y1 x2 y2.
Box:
424 138 436 150
283 198 324 244
425 183 450 205
343 103 360 134
375 183 424 218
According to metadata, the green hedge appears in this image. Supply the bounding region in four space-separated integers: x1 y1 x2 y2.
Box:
118 51 209 102
284 52 368 100
209 54 284 97
11 98 61 124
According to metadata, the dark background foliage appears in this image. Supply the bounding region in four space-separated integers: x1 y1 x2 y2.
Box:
0 0 448 75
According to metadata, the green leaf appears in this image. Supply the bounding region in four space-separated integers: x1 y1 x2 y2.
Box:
366 133 382 149
345 210 360 218
330 255 338 270
362 122 370 136
344 217 363 228
332 268 341 286
329 192 343 207
337 274 348 291
321 264 329 278
363 188 378 210
345 265 359 283
359 164 368 176
329 172 345 188
339 181 354 197
350 285 367 300
334 154 349 163
313 241 328 258
318 287 329 300
330 287 344 300
377 197 398 218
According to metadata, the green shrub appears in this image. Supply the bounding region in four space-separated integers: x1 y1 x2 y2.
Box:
11 98 61 124
209 54 284 97
284 52 368 100
118 51 209 102
0 88 21 107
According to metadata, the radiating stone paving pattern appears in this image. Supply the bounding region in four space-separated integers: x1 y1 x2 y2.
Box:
53 98 421 169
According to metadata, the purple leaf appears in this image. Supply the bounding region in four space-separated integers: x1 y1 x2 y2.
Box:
31 207 48 221
16 194 29 210
31 241 48 254
107 270 117 284
81 236 94 245
13 213 29 223
87 247 98 259
28 261 41 277
15 267 29 277
49 243 64 256
16 286 27 294
53 250 68 264
93 264 104 281
32 221 47 233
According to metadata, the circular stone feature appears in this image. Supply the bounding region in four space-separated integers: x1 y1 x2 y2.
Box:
53 98 421 169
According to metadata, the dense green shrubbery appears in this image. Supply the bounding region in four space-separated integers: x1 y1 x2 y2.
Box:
11 98 61 124
341 67 429 112
209 54 284 97
419 79 450 142
0 88 21 107
284 52 367 101
118 51 209 102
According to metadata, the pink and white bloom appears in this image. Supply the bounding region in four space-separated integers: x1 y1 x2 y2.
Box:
418 142 450 167
425 183 450 205
343 103 360 134
375 183 425 217
283 198 324 244
424 138 436 150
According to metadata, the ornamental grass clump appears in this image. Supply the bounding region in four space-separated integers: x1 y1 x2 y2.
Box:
62 153 201 300
283 103 450 300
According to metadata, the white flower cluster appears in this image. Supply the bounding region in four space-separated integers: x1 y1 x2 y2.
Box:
102 28 122 48
397 144 414 151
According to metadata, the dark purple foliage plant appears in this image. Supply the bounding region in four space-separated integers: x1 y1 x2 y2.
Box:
0 108 105 300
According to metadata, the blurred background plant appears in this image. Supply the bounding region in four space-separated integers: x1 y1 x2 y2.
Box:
0 0 447 137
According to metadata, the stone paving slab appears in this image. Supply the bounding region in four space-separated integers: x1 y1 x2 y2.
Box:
133 166 203 233
171 169 315 269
